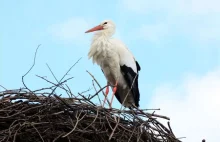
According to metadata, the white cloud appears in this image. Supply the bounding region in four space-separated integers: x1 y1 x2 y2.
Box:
120 0 176 14
121 0 220 44
137 20 220 45
121 0 220 14
188 0 220 14
48 17 90 42
120 0 152 13
148 69 220 142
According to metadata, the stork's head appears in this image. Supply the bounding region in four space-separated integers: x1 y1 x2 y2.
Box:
85 20 116 37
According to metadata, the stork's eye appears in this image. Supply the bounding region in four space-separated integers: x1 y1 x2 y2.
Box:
104 22 107 25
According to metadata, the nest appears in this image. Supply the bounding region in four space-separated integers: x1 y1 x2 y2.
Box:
0 87 181 142
0 53 181 142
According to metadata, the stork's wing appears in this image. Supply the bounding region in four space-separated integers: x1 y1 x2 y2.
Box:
115 40 141 107
120 60 140 107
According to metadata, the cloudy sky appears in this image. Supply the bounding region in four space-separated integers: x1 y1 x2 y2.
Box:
0 0 219 141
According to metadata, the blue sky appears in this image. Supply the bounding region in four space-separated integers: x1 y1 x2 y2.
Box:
0 0 220 141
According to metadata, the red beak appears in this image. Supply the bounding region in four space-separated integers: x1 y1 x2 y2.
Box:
85 25 104 33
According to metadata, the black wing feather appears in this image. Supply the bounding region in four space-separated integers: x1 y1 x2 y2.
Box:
114 91 122 105
120 61 141 107
136 61 141 71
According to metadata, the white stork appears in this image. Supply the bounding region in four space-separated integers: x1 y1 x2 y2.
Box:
85 20 141 108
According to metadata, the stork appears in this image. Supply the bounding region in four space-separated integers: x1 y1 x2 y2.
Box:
85 20 141 108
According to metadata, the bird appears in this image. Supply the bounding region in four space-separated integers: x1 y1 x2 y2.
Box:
85 20 141 108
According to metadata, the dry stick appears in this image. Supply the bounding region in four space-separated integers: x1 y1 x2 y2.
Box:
153 119 171 134
62 111 87 137
80 87 92 95
31 86 54 93
36 75 73 87
105 115 114 131
0 104 46 119
177 137 186 140
92 80 102 105
12 128 19 142
35 75 74 100
46 63 73 98
65 84 75 98
32 124 45 142
108 116 120 139
53 132 65 142
7 120 18 142
59 57 82 85
22 44 41 92
127 125 136 142
53 94 72 109
86 70 111 106
78 92 96 106
137 123 145 142
146 112 170 120
0 137 6 142
12 122 27 142
88 85 108 101
110 108 160 114
167 121 174 135
83 107 99 130
46 63 59 83
151 121 166 141
0 85 7 90
49 57 82 96
35 75 73 95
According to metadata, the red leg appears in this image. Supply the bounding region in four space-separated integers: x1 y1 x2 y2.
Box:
105 85 109 95
102 83 109 107
110 81 118 108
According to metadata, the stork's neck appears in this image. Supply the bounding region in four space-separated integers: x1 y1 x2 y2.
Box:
93 31 111 41
91 32 112 48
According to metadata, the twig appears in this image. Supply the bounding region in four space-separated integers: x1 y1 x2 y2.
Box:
92 80 102 105
62 111 87 137
86 70 111 106
0 85 7 90
32 124 45 142
22 44 41 91
46 63 59 83
35 75 73 93
49 57 82 96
